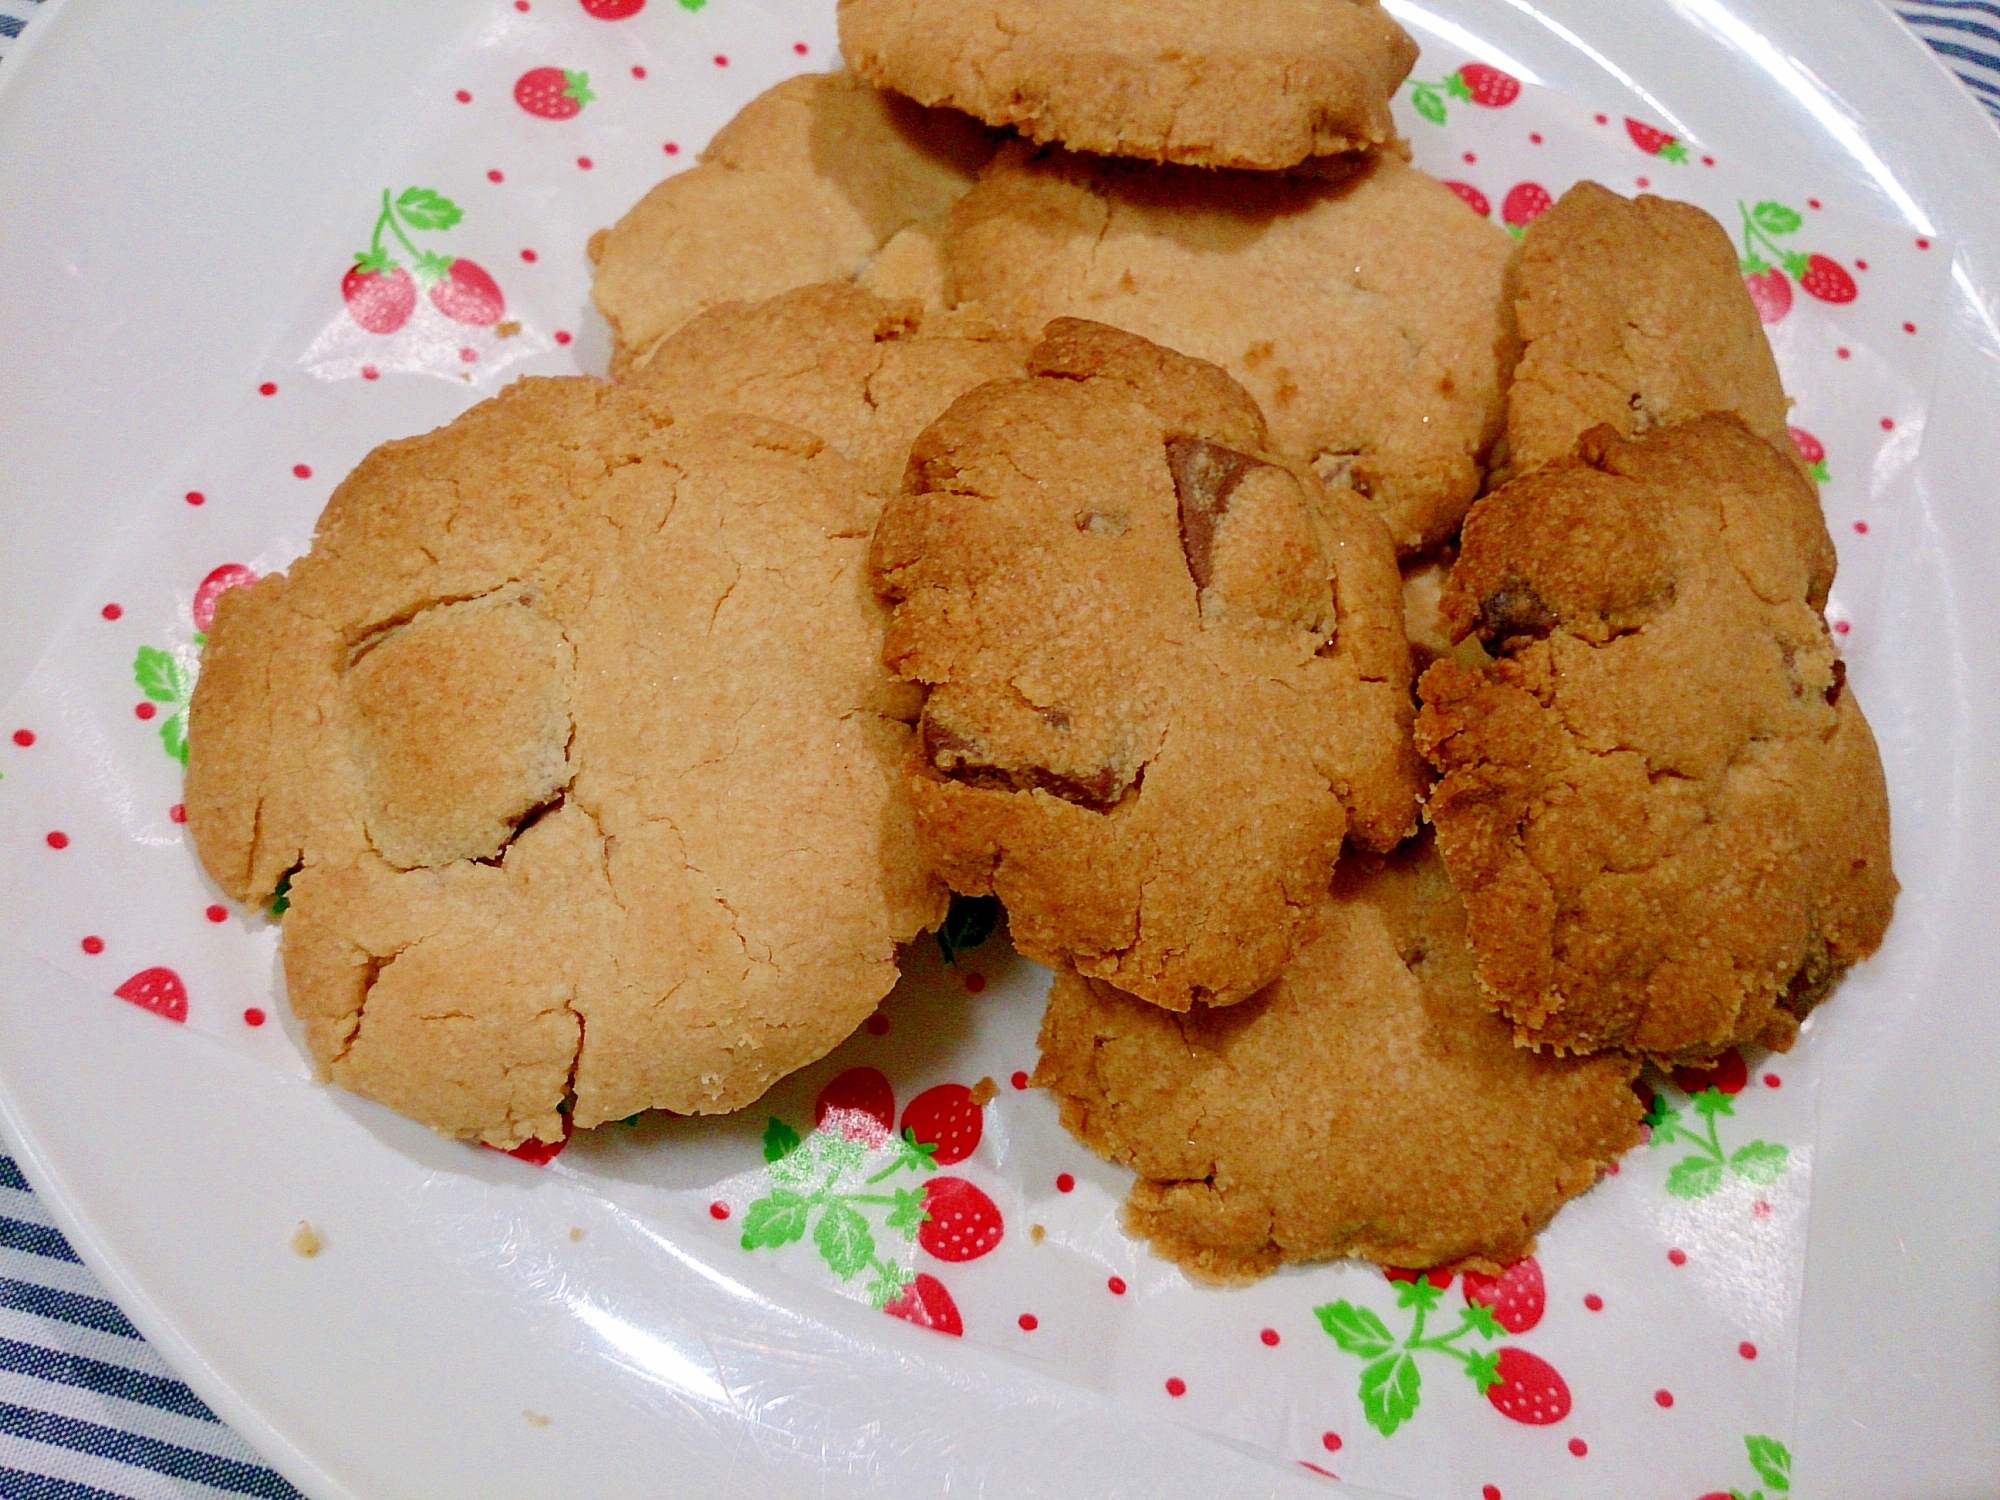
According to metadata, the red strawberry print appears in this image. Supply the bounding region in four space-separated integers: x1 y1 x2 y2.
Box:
1744 267 1793 324
1384 1266 1453 1289
341 265 416 334
1798 253 1858 304
1625 118 1690 163
428 259 505 326
1484 1347 1571 1425
918 1176 1004 1262
1462 1257 1545 1334
815 1066 895 1145
1456 63 1520 107
581 0 645 13
1672 1047 1748 1096
1502 183 1552 231
503 1133 569 1165
515 67 595 120
192 564 258 633
901 1083 983 1166
1788 427 1825 463
114 967 188 1024
1444 181 1491 218
883 1272 962 1335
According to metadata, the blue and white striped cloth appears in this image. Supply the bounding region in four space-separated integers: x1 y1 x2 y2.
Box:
0 4 1992 1497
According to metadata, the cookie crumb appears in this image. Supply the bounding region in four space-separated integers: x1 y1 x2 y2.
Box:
496 320 522 339
568 1227 585 1243
586 228 608 264
1031 1223 1046 1243
969 1076 998 1107
523 1410 551 1428
289 1222 322 1259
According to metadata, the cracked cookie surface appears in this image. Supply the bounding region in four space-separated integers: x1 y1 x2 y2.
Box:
1416 415 1896 1062
837 0 1417 170
872 319 1423 1011
1502 181 1794 481
943 145 1519 554
1034 838 1644 1282
185 377 945 1146
590 70 997 377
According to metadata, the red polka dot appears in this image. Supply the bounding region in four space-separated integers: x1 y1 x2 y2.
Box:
714 54 728 66
205 905 227 924
577 156 593 170
1260 1327 1280 1347
632 64 647 78
1854 520 1869 534
1463 151 1476 164
1856 259 1869 271
515 1 528 10
1655 1388 1674 1408
1018 1313 1038 1331
1904 322 1917 334
1569 1438 1588 1457
1322 1432 1342 1452
362 365 380 381
259 382 277 396
1530 132 1543 144
1837 347 1852 359
1834 620 1851 635
11 729 32 747
460 348 478 363
1165 1377 1186 1397
1740 1341 1758 1360
135 701 156 721
1880 417 1895 431
554 330 573 345
1056 1173 1075 1193
244 1007 267 1027
45 831 68 850
1752 1199 1772 1218
1108 1276 1126 1295
1637 176 1651 189
663 142 680 155
1011 1070 1029 1090
293 464 312 479
1764 1072 1782 1087
795 42 809 54
81 936 103 955
102 603 123 620
709 1201 730 1220
455 89 472 103
169 804 187 823
1668 1248 1687 1266
488 169 504 183
185 490 206 506
521 248 539 262
1917 237 1931 249
1584 1293 1604 1311
964 971 987 992
1594 113 1608 124
1809 198 1821 209
1483 1488 1501 1500
1603 1159 1620 1175
863 1012 889 1035
1702 155 1716 166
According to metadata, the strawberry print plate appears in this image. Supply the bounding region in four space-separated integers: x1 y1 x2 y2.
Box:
1 2 1999 1497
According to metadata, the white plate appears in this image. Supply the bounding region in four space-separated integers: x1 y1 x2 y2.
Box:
2 2 1998 1496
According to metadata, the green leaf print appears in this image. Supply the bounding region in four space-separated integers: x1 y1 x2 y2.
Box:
739 1189 811 1250
813 1200 876 1280
134 646 187 704
1667 1155 1726 1199
1410 85 1447 125
1747 1434 1792 1492
762 1116 801 1163
1358 1351 1422 1437
1315 1300 1396 1359
159 711 189 766
935 893 1001 965
394 187 464 232
1730 1140 1789 1184
884 1186 928 1239
1751 201 1803 237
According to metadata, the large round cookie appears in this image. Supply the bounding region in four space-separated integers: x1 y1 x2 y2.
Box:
1417 416 1896 1062
590 70 997 376
625 282 1029 500
873 319 1423 1011
838 0 1418 170
943 146 1520 554
185 378 945 1147
1035 839 1644 1283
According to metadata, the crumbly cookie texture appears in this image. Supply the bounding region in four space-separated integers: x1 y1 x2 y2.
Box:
1502 181 1793 481
185 378 945 1147
1034 839 1644 1283
943 145 1519 554
626 282 1030 501
872 319 1422 1011
1416 416 1896 1062
837 0 1418 170
589 71 997 376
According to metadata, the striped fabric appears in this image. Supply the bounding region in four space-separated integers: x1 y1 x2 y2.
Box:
0 2 1992 1496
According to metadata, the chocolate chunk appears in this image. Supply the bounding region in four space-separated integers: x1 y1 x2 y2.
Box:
1826 657 1846 707
1475 579 1559 648
922 716 1129 811
1165 435 1264 591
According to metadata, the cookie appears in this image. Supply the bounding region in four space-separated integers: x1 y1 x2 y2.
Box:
872 318 1423 1011
626 282 1030 500
944 145 1520 553
1416 416 1896 1062
1034 838 1644 1283
1502 182 1793 480
185 377 945 1147
590 70 997 376
838 0 1418 170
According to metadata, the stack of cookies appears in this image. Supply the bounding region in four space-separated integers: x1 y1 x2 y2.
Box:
184 0 1897 1284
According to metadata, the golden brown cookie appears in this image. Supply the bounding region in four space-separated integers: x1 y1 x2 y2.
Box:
872 319 1422 1011
943 145 1520 553
1416 416 1896 1062
838 0 1418 170
1034 838 1645 1283
1502 182 1793 480
625 282 1030 500
590 71 997 376
185 378 945 1147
